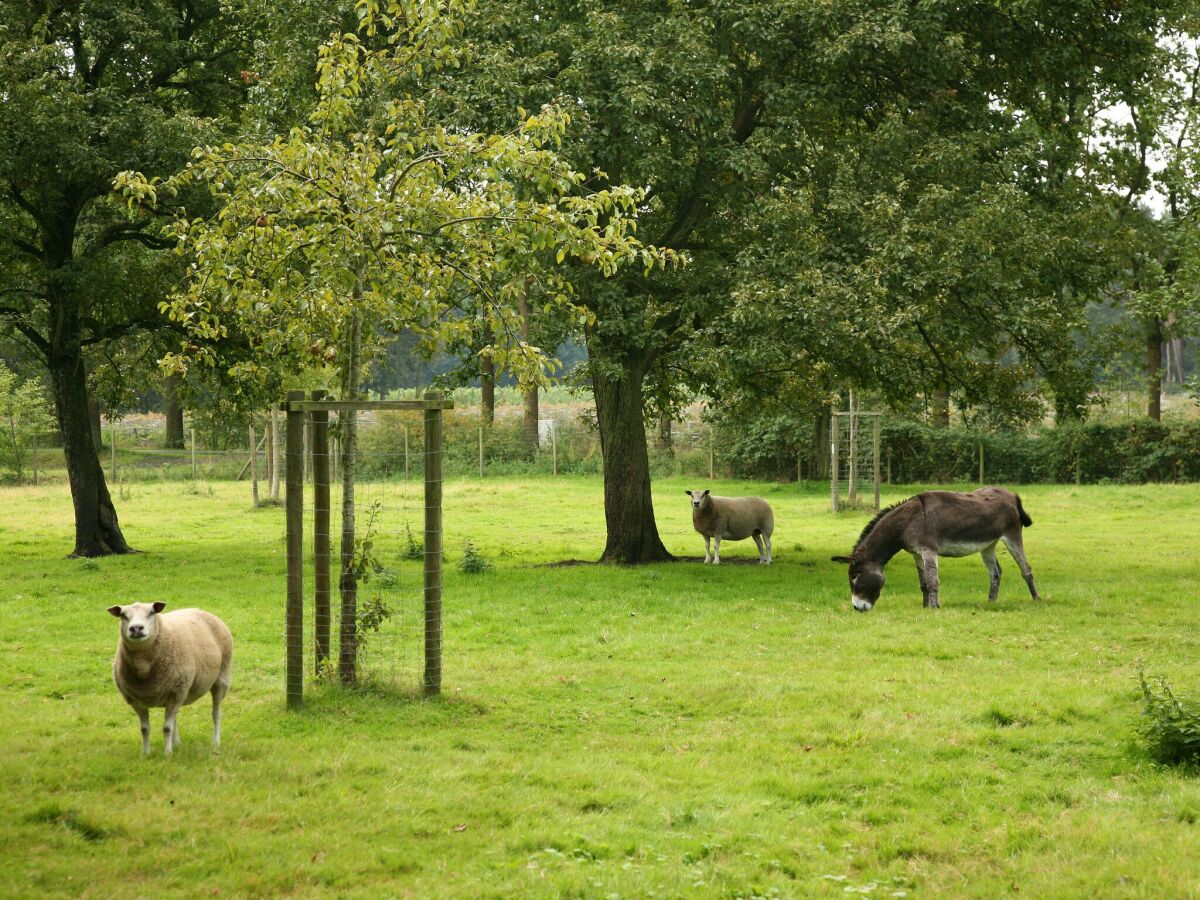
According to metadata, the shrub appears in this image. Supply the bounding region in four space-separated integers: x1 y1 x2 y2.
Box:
1139 669 1200 767
458 540 492 574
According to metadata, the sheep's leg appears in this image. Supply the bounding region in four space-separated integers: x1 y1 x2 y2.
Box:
712 536 721 565
135 705 151 756
981 543 1002 602
703 535 712 564
752 532 765 563
163 702 182 756
764 533 772 565
211 680 229 751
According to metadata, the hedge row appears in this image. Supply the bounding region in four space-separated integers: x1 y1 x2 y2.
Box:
723 415 1200 484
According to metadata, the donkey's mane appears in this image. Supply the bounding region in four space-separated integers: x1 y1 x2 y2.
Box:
853 497 914 550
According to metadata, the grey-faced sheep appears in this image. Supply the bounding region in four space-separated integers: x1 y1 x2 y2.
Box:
685 489 775 564
108 601 233 756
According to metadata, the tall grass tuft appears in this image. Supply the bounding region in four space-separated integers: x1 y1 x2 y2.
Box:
1139 668 1200 766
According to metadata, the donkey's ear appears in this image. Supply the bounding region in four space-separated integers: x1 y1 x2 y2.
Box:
151 601 167 614
107 605 123 617
830 555 854 564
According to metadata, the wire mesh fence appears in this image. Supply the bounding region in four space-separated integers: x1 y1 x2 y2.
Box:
831 409 881 512
284 393 448 707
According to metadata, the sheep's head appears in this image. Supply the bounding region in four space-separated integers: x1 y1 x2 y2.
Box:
108 601 167 644
685 489 711 510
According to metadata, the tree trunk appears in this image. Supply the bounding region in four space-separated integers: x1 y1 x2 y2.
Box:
480 323 495 425
517 291 539 453
930 385 950 428
1146 317 1163 421
656 415 673 453
49 347 133 556
592 358 672 564
339 309 362 685
812 407 831 480
269 406 281 501
163 373 185 448
88 395 102 450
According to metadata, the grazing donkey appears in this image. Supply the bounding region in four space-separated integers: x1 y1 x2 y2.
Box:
686 490 775 564
831 487 1039 612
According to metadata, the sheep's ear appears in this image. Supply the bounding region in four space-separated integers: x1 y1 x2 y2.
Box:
702 489 710 496
830 555 854 564
683 490 692 496
107 605 123 618
151 601 167 614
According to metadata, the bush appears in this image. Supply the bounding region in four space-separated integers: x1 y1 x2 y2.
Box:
458 540 492 574
1139 669 1200 767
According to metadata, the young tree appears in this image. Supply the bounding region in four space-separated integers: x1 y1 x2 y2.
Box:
119 0 676 672
0 364 54 484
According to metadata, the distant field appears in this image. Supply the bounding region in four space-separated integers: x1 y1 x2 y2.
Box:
1 477 1198 897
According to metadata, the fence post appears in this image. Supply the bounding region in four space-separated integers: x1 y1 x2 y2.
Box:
872 415 881 511
110 420 117 483
423 389 443 696
478 425 484 478
312 390 331 676
403 424 409 481
978 438 984 486
285 390 305 709
831 415 840 513
551 420 557 476
31 433 38 486
709 437 714 480
190 428 197 479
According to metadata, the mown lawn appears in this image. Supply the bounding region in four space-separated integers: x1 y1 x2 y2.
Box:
1 476 1198 898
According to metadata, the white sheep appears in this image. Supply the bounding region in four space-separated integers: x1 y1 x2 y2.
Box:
107 601 233 756
685 489 775 564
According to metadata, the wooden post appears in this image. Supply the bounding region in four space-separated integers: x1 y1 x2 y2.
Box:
31 433 38 486
270 406 281 501
551 420 557 476
478 425 484 478
190 428 197 479
264 413 273 489
847 392 859 508
403 424 409 481
110 420 117 483
423 389 443 696
872 415 881 511
978 438 984 486
285 390 305 709
709 437 714 480
831 414 840 513
249 424 260 507
312 391 331 676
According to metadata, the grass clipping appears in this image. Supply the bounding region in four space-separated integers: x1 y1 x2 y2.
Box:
1139 668 1200 767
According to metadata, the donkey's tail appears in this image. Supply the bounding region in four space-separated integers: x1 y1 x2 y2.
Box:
1016 494 1033 527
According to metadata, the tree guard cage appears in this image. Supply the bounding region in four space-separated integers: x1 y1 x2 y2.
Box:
284 390 451 708
831 408 881 513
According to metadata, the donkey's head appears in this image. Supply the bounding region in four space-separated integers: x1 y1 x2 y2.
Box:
831 555 885 612
685 489 711 510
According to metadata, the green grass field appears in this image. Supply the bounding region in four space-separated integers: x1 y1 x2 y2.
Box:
2 477 1199 898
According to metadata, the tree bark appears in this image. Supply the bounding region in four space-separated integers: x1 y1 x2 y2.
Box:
592 357 672 564
656 415 673 453
49 345 133 556
812 407 831 480
1146 317 1163 421
88 395 103 450
339 308 362 685
480 323 495 425
163 372 185 448
930 385 950 428
517 290 539 453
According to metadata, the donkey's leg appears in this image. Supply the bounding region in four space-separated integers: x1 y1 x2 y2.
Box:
981 542 1002 603
703 535 711 564
752 532 766 563
911 551 929 605
1001 533 1040 601
920 549 941 608
712 536 722 565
